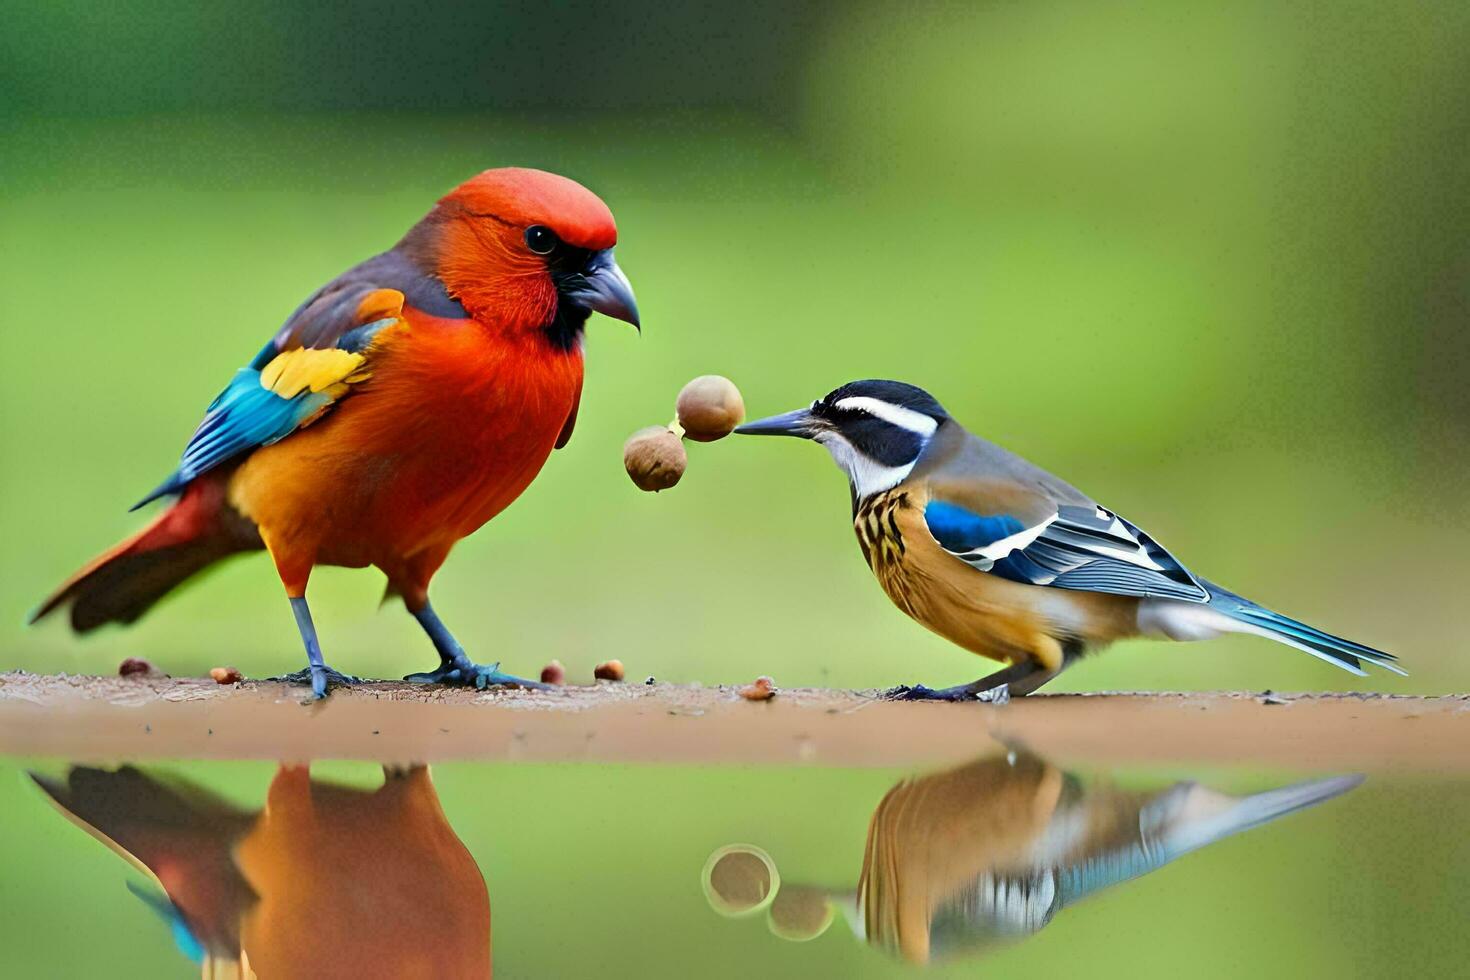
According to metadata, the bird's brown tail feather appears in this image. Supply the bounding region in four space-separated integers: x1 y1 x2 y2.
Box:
30 479 262 633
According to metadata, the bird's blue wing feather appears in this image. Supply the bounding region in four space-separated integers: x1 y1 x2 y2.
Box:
924 501 1026 551
130 259 419 512
126 881 207 965
130 247 461 511
180 369 331 476
131 318 396 511
924 499 1209 602
132 368 336 509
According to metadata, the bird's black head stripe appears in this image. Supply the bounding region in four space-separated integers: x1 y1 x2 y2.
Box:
839 414 927 466
816 380 948 420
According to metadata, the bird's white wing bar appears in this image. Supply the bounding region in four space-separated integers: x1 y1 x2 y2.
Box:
962 515 1058 567
942 504 1210 602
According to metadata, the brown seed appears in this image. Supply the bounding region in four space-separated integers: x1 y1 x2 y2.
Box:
767 884 836 941
739 676 775 701
209 666 243 685
593 659 625 682
702 845 779 917
676 375 745 442
118 657 156 678
622 426 687 491
540 660 566 685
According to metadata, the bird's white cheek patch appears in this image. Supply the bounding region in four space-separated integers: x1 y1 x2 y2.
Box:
817 433 914 498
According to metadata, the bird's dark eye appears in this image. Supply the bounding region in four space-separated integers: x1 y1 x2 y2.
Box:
524 225 558 255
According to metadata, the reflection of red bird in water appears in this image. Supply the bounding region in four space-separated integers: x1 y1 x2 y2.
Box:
33 764 490 979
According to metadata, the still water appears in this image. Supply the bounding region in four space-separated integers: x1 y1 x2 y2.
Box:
3 748 1466 978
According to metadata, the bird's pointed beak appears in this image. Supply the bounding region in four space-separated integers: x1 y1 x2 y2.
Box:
564 249 640 330
735 407 817 438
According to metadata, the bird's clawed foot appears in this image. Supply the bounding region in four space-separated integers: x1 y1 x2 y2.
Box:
404 659 552 691
883 682 1011 704
271 664 362 700
883 683 935 701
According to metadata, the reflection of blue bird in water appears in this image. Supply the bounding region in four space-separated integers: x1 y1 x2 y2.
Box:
859 751 1361 963
702 748 1361 966
32 764 490 979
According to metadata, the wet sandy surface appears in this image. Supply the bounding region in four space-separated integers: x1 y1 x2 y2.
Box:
1 671 1466 771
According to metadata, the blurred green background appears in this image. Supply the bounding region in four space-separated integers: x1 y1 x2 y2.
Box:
4 0 1469 693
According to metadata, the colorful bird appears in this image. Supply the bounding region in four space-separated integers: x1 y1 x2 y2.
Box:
857 749 1360 963
701 748 1361 965
736 380 1402 698
31 168 639 697
32 764 491 979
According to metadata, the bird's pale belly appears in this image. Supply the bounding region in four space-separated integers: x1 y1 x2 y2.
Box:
229 326 582 570
855 488 1139 669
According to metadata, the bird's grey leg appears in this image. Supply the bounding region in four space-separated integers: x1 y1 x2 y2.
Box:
887 639 1086 702
885 660 1056 702
989 662 1063 697
403 600 551 690
270 596 361 698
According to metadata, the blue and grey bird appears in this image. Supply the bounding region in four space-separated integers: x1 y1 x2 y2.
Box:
855 750 1362 964
698 748 1363 965
736 380 1402 699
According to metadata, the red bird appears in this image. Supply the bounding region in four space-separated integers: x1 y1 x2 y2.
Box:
33 764 492 977
32 168 639 696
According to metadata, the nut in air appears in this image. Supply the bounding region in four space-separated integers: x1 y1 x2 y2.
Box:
677 375 745 442
623 426 687 491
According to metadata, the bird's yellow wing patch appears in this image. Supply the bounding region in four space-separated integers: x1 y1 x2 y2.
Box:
258 289 402 400
259 347 371 400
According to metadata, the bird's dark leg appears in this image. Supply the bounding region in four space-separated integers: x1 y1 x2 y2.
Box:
888 638 1086 702
403 600 551 690
270 596 360 699
885 660 1055 703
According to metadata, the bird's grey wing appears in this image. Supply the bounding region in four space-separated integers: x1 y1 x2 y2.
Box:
268 249 465 354
928 870 1060 953
919 433 1209 602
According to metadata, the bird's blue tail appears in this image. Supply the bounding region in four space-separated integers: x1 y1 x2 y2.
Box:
1147 774 1365 859
1203 582 1404 677
1057 774 1363 906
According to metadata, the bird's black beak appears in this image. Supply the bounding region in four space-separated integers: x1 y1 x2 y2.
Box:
561 249 640 330
735 407 816 438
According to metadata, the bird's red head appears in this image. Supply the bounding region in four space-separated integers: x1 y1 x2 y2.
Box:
407 167 638 344
447 168 618 251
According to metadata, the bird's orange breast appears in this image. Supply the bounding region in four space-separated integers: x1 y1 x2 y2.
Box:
236 766 491 979
857 486 1139 668
229 308 582 569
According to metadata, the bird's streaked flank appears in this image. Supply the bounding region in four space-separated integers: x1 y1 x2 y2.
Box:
737 380 1402 700
32 168 640 698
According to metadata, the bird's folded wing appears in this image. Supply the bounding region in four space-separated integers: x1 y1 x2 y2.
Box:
133 285 405 509
923 497 1209 602
268 280 410 353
